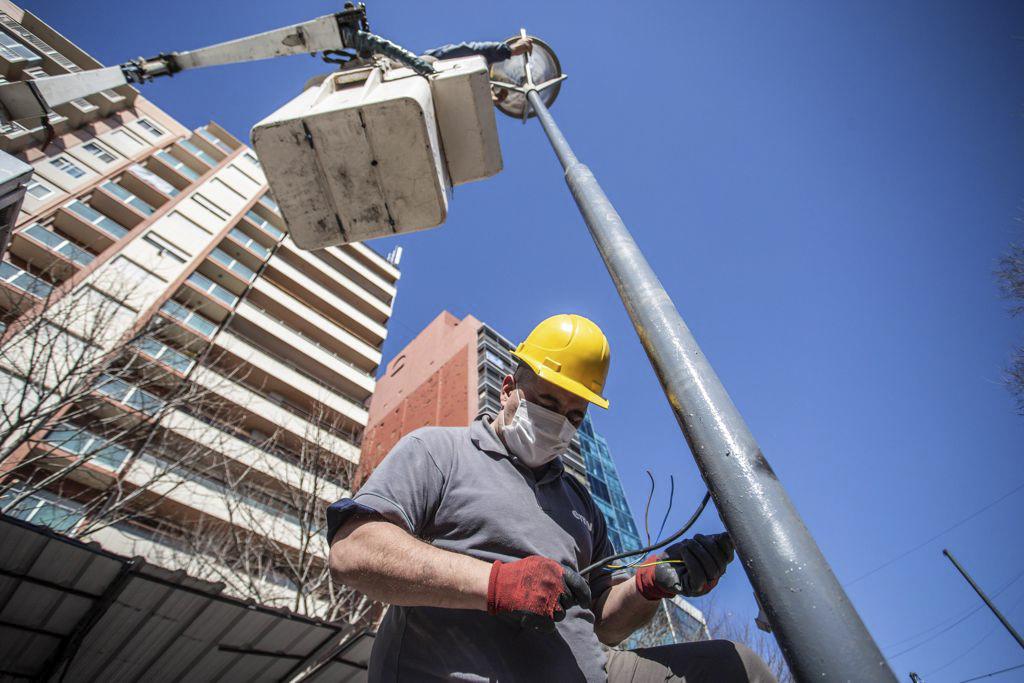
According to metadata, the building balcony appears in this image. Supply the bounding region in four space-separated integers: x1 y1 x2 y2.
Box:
154 408 346 506
276 240 391 324
0 32 42 77
347 242 401 284
93 373 165 417
247 278 381 373
173 273 236 322
122 163 179 205
0 260 53 309
149 149 201 189
193 125 235 160
131 335 196 375
85 524 316 607
175 139 218 170
41 422 133 474
190 363 362 461
0 119 43 154
124 453 304 552
53 200 129 249
262 254 386 347
212 329 369 435
159 300 219 340
240 208 285 241
91 181 153 228
225 225 272 262
230 302 375 403
90 88 129 118
200 246 255 290
8 222 94 278
322 244 397 304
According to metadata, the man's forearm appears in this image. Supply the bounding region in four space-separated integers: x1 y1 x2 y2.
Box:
330 517 491 610
594 578 661 645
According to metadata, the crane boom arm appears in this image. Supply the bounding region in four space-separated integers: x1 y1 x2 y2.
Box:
0 7 375 124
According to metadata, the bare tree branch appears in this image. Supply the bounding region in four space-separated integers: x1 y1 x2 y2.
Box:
996 235 1024 414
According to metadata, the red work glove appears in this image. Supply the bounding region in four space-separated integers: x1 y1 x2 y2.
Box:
487 555 591 632
636 532 734 600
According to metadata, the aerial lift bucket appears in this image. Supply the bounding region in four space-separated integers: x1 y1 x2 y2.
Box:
251 55 502 249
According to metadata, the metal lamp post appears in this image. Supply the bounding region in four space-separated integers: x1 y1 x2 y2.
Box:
491 34 896 681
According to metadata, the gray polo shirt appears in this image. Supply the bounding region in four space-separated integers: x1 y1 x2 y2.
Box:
326 414 621 682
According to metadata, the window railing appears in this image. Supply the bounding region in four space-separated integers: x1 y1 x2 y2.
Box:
132 335 196 373
0 261 52 298
160 300 218 337
187 271 238 307
228 228 270 259
65 200 128 239
43 423 132 471
209 247 255 281
154 150 199 180
177 139 217 167
102 181 155 215
21 223 93 266
243 210 283 239
197 126 233 154
94 373 165 416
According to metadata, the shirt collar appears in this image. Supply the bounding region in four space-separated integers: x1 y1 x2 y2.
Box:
471 412 566 484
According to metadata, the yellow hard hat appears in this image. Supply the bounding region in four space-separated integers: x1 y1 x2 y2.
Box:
512 314 611 409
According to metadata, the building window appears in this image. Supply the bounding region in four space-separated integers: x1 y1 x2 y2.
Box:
49 155 86 179
26 178 52 199
242 151 261 169
136 117 165 138
81 142 116 164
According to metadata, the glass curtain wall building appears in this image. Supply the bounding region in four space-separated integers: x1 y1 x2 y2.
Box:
577 415 643 555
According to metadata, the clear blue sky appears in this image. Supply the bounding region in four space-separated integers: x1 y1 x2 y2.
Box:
29 1 1024 679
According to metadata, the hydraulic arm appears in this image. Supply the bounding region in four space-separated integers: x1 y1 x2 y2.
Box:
0 3 433 127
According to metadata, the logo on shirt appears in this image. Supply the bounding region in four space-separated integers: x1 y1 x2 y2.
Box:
572 510 593 533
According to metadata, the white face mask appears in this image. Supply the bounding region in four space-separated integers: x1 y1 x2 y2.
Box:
502 396 578 468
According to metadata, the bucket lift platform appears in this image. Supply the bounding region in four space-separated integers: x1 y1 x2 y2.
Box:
251 56 501 249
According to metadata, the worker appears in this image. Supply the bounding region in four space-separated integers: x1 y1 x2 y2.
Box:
422 35 534 64
327 315 776 682
422 36 533 104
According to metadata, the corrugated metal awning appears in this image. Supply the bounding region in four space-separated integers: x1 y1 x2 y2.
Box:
0 514 374 682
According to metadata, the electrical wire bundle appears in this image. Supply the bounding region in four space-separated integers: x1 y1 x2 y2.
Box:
580 469 711 576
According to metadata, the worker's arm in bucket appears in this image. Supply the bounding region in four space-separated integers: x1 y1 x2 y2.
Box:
422 37 532 64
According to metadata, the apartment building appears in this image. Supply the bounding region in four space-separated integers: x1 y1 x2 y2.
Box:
0 3 399 614
357 310 590 487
